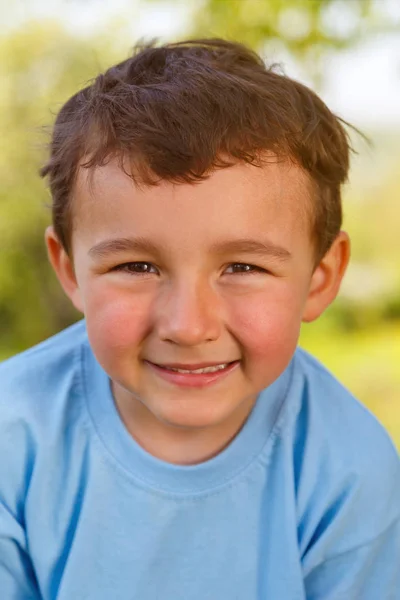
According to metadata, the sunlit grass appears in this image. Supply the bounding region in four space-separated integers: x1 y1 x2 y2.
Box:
300 321 400 450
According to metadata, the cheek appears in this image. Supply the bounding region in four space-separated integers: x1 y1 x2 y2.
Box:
231 290 303 373
83 285 151 361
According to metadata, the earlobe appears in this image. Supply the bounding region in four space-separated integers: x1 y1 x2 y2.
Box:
45 226 84 313
302 231 351 323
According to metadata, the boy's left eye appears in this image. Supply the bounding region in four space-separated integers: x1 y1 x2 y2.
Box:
225 263 267 275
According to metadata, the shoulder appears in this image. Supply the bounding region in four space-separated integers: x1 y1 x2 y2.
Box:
0 319 86 391
290 346 399 470
0 319 88 434
279 347 400 557
0 320 90 517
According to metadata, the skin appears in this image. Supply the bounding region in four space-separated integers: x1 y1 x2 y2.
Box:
45 158 350 465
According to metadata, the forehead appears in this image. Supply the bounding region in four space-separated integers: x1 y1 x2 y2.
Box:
71 157 313 251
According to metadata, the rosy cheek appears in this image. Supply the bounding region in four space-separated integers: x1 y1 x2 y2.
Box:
84 286 151 355
231 295 301 372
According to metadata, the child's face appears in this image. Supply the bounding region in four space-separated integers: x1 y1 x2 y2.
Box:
47 157 349 458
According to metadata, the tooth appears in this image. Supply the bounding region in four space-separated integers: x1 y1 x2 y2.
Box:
169 363 229 374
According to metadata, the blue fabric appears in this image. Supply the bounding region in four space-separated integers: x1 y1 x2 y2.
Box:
1 320 399 599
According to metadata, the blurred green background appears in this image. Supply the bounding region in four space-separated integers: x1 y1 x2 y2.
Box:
1 0 399 447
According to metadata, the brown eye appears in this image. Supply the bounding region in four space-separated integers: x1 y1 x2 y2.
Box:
113 262 158 275
225 263 266 275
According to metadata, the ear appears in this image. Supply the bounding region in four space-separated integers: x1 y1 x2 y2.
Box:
45 226 84 313
302 231 351 323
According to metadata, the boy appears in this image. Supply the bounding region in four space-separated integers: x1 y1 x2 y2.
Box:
1 38 399 599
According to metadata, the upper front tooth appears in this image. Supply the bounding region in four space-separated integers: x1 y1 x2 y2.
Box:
173 363 228 374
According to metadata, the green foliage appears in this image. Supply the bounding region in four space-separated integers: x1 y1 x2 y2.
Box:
0 22 119 356
190 0 373 49
161 0 397 83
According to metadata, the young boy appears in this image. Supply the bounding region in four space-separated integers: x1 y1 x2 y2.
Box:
1 38 399 599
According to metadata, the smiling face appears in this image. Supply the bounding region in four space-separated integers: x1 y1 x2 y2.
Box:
46 157 350 463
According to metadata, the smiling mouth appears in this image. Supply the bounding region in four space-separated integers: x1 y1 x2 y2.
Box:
146 360 239 374
155 362 237 374
145 359 241 387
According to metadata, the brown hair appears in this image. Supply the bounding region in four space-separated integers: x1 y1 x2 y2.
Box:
41 38 356 268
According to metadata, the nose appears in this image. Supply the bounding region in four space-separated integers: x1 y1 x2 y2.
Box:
156 277 222 346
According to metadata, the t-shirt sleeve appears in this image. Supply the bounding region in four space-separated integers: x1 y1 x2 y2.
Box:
0 325 84 599
303 516 400 599
298 416 400 599
0 367 41 599
294 350 400 598
0 502 40 599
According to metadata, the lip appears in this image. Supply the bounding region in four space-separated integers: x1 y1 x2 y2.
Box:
144 360 240 388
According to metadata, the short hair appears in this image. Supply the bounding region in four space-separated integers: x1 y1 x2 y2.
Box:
41 38 356 268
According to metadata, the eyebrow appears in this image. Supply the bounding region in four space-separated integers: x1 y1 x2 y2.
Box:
88 236 292 262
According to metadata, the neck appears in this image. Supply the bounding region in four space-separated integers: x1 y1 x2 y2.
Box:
111 381 256 465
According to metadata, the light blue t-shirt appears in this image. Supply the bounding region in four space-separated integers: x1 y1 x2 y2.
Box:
1 320 400 599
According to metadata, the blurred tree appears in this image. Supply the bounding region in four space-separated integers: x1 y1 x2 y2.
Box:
161 0 398 84
0 22 121 357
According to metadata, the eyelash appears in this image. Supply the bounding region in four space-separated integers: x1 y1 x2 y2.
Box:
112 262 267 276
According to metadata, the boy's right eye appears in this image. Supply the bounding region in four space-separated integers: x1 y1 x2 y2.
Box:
112 262 158 275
